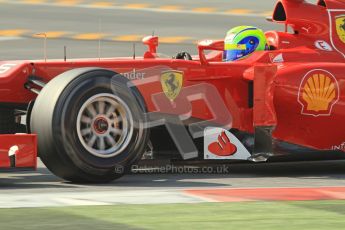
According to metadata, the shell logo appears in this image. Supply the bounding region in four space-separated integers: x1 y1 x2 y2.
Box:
298 69 340 117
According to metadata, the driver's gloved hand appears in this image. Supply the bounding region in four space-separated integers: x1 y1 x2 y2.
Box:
174 52 193 60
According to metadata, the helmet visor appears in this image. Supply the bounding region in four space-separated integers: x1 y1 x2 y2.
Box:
224 49 247 62
224 36 260 62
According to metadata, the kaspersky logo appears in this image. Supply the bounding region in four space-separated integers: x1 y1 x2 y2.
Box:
204 127 251 160
298 69 340 117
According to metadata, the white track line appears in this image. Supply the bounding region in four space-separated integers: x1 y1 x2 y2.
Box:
0 190 206 208
0 37 23 41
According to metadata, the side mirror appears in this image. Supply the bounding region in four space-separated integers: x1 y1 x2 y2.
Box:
198 40 224 64
142 36 158 58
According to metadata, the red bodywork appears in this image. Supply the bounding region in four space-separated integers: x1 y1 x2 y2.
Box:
0 134 37 169
0 0 344 165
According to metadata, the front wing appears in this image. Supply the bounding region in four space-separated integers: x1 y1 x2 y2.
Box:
0 134 37 170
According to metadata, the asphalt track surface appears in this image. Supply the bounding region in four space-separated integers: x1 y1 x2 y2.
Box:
0 0 281 60
1 0 345 207
1 160 345 207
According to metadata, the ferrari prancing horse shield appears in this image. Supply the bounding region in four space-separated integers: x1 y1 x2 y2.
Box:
160 70 183 101
329 11 345 57
336 15 345 44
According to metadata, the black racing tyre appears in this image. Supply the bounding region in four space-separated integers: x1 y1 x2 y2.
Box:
26 100 35 133
0 109 16 134
30 68 149 183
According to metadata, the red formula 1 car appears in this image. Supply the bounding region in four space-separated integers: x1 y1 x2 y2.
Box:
0 0 344 182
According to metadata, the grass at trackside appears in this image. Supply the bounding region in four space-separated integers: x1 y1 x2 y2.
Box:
1 201 345 230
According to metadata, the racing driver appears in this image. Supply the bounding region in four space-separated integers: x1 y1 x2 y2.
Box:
224 26 269 61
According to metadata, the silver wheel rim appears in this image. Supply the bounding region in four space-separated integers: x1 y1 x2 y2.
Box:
76 93 134 158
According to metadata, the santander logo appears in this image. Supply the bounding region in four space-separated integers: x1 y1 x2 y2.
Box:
204 127 251 160
208 131 237 156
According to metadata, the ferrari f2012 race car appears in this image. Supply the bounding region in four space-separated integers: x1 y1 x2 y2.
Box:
0 0 344 183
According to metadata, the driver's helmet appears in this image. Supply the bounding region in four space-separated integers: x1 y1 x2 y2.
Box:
224 26 268 62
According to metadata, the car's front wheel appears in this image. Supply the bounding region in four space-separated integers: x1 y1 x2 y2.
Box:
30 68 149 183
